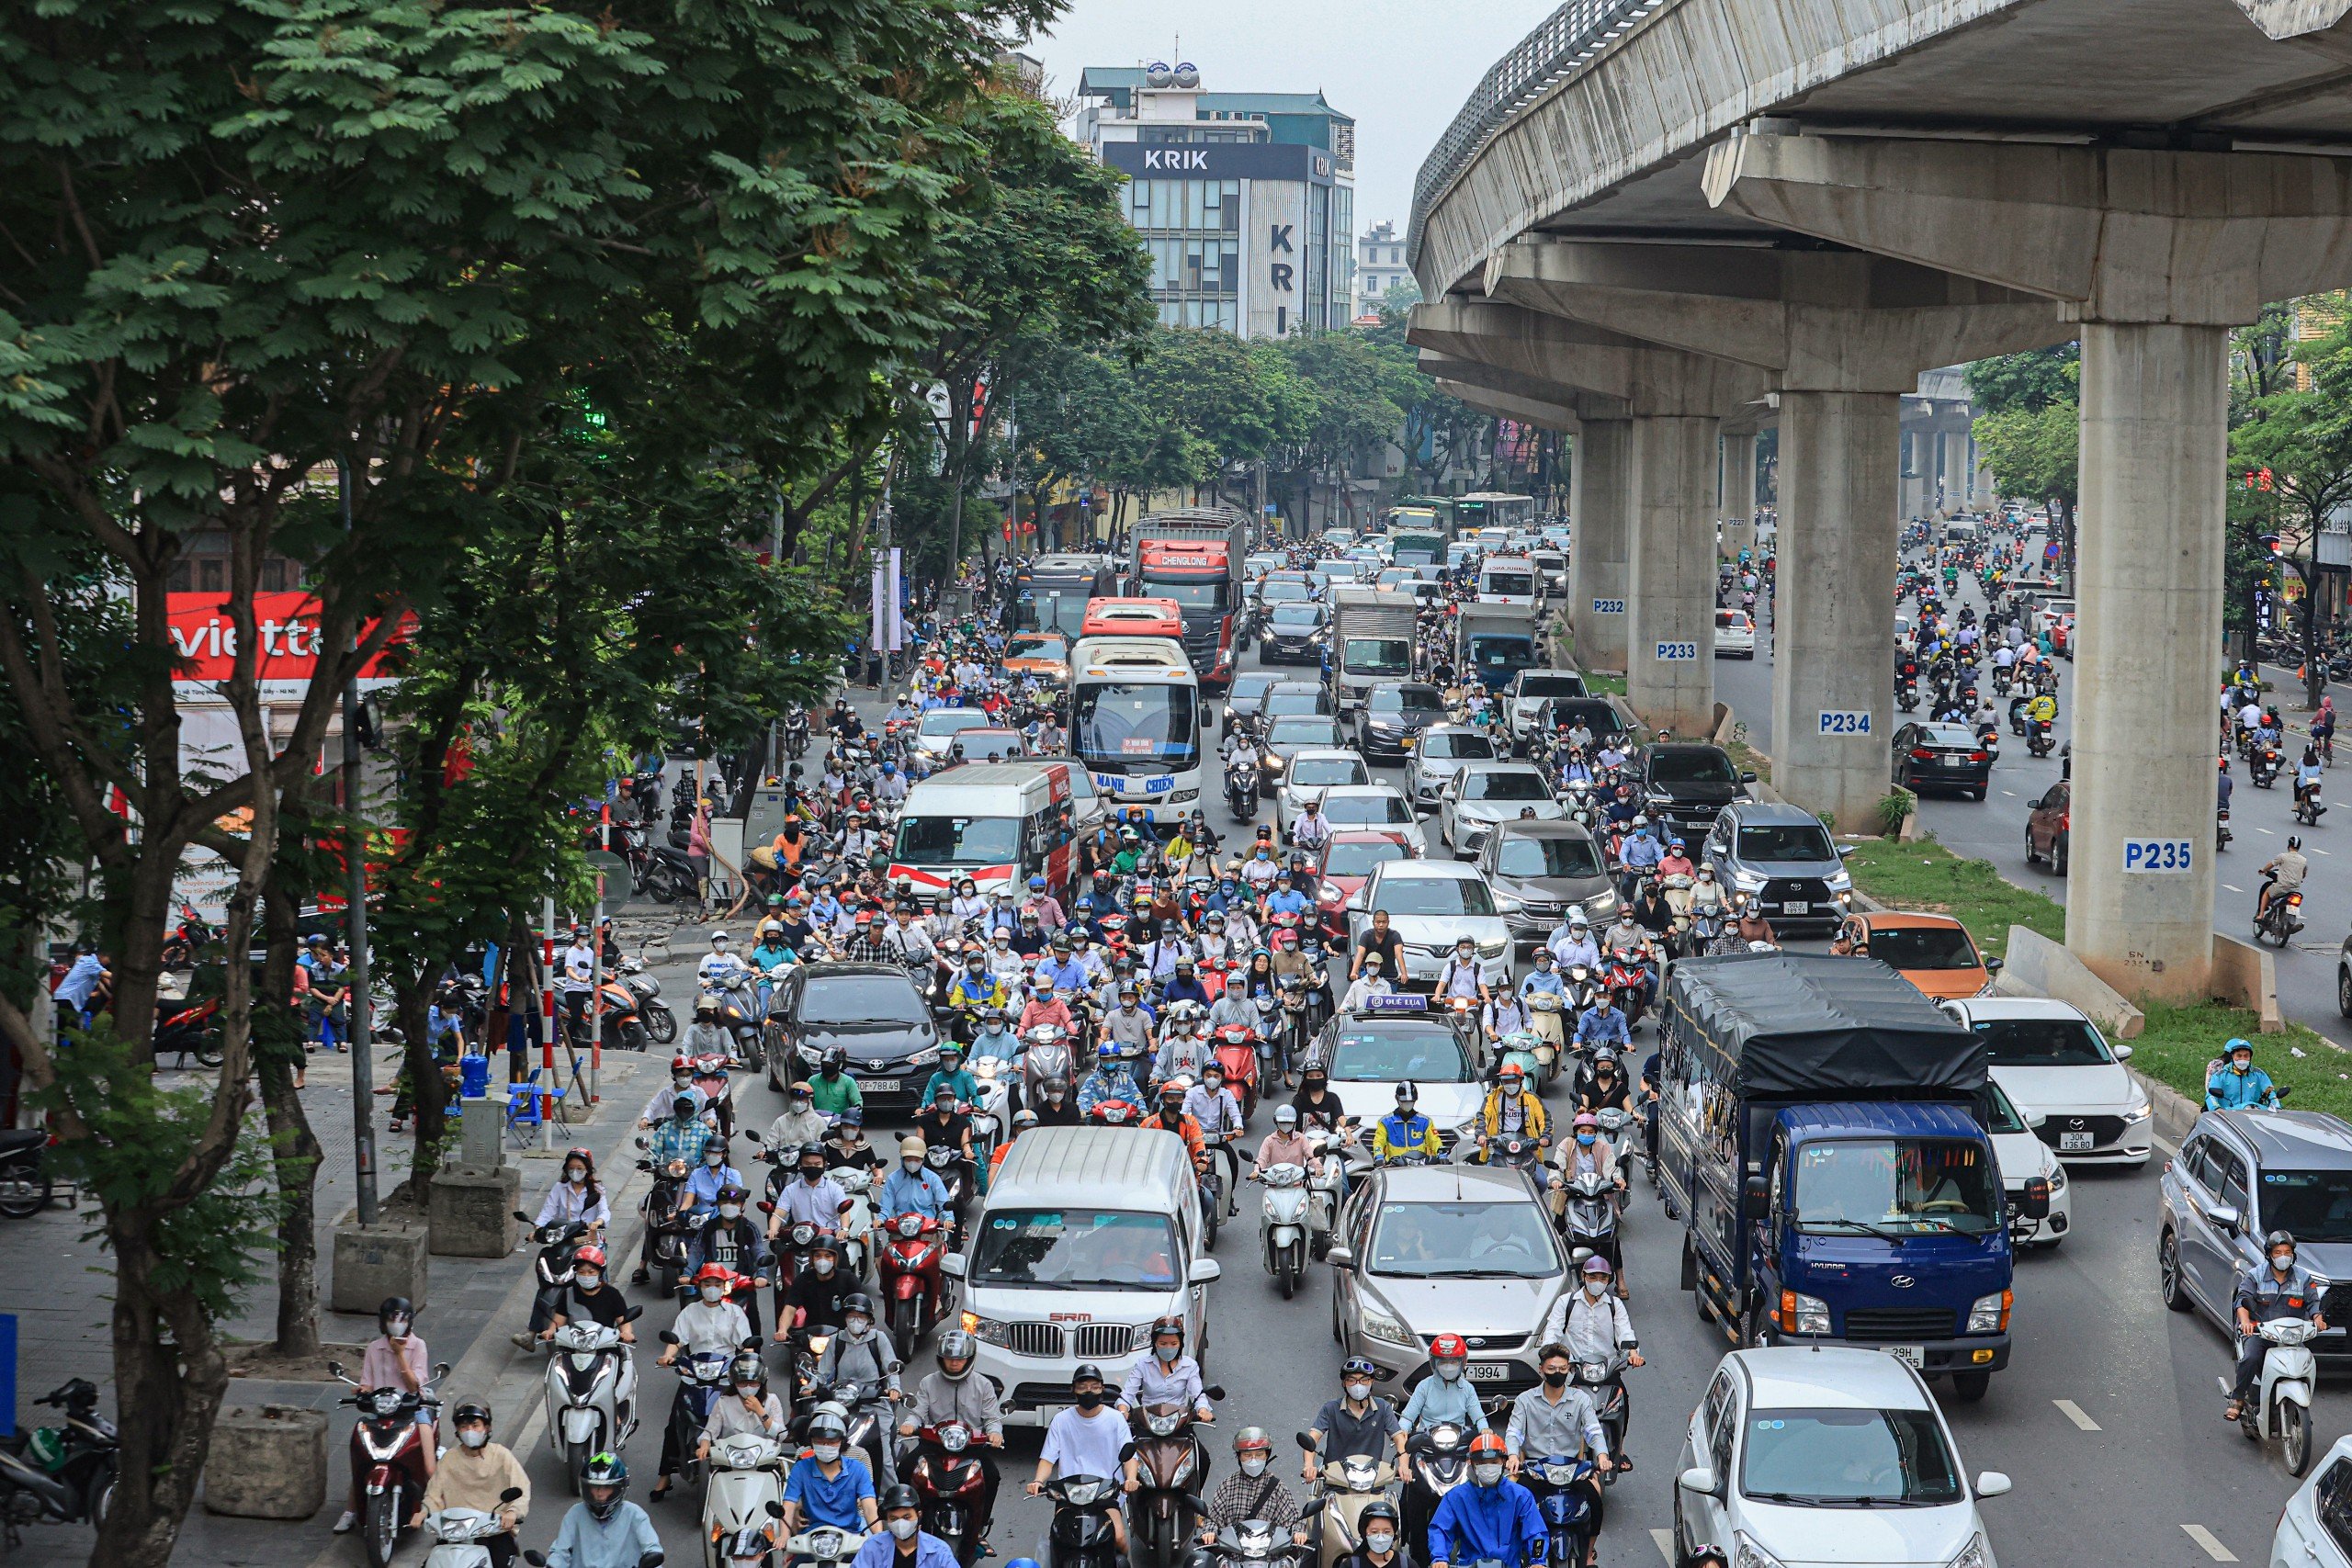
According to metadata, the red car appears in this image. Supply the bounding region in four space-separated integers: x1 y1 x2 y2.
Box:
1312 829 1416 941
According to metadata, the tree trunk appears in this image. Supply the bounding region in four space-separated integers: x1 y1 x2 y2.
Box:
396 973 452 1194
259 875 322 1359
93 1216 232 1568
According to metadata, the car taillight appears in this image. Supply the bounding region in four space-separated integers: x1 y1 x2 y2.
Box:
1910 748 1936 761
1970 750 1990 763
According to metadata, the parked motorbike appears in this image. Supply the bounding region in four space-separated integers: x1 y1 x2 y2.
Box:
704 1432 790 1568
0 1379 117 1545
903 1420 990 1568
421 1492 525 1568
545 1316 642 1492
0 1126 54 1220
330 1359 451 1568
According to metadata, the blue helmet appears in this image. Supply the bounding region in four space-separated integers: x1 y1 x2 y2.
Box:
1074 893 1095 913
1029 874 1047 891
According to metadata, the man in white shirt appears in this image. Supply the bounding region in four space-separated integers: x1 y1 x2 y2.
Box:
1027 1366 1135 1545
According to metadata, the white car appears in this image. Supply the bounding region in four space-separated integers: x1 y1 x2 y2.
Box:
1316 783 1429 858
1406 724 1501 806
1713 607 1756 658
1984 1077 2069 1247
1674 1347 2011 1568
1344 860 1514 988
1437 761 1563 857
2274 1433 2352 1567
1939 998 2154 1165
1276 748 1371 830
913 706 993 758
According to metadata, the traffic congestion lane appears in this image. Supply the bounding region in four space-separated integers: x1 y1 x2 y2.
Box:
1713 572 2352 1049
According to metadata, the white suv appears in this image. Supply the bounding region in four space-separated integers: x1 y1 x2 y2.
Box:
1675 1347 2011 1568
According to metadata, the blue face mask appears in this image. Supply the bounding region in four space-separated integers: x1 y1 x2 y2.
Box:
1577 1133 1597 1146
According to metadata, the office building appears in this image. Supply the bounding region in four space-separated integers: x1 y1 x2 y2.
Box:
1355 220 1410 320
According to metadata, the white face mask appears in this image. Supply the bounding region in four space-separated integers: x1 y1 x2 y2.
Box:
845 1316 872 1338
1434 1361 1462 1382
701 1285 725 1303
1345 1381 1372 1402
458 1427 488 1450
888 1518 920 1540
813 1257 835 1276
1473 1463 1505 1487
813 1443 842 1463
1365 1532 1396 1554
1585 1280 1607 1298
719 1204 741 1221
1239 1456 1268 1478
567 1168 587 1185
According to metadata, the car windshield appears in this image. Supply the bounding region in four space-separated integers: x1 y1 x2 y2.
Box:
1329 1025 1473 1082
1790 1138 2000 1236
1260 581 1310 604
1737 824 1838 863
962 732 1023 760
1462 770 1552 802
893 815 1022 867
1343 637 1412 676
919 710 990 738
1650 750 1739 784
1972 1017 2112 1066
1228 672 1278 704
1291 757 1367 789
1516 674 1587 699
1006 634 1066 662
1868 926 1981 971
1265 690 1327 717
1322 838 1411 877
1497 835 1604 879
801 975 930 1027
1740 1407 1962 1507
1374 874 1496 917
1325 795 1414 828
1483 570 1535 593
1553 701 1623 736
968 1209 1182 1290
1270 717 1344 748
1420 732 1498 761
2257 1170 2352 1244
1366 1200 1561 1279
1371 684 1446 716
1270 604 1326 629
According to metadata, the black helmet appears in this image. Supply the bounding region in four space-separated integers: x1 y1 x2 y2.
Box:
1357 1499 1401 1530
821 1046 848 1075
729 1349 766 1388
451 1400 492 1429
843 1291 878 1321
1072 1361 1106 1386
2267 1229 2298 1260
881 1483 922 1515
581 1451 629 1518
378 1297 414 1337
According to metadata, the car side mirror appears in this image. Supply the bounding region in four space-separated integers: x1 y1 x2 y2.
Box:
1326 1245 1355 1270
1975 1471 2013 1499
2112 1043 2133 1061
1837 844 1853 859
940 1254 967 1278
2207 1203 2242 1233
1191 1258 1223 1284
1678 1465 1718 1496
1742 1175 1770 1223
1739 771 1758 784
1495 895 1524 915
2021 1176 2052 1222
2025 1111 2047 1130
1345 892 1367 914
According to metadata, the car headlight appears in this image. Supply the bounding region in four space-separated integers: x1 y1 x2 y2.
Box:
2046 1166 2067 1192
908 1046 941 1067
960 1313 1015 1349
1826 870 1852 891
1131 1322 1159 1351
1360 1308 1417 1348
1943 1534 1992 1568
1266 759 1286 776
2123 1092 2152 1122
1477 938 1508 960
1731 869 1767 892
1967 1289 2012 1335
1733 1534 1791 1568
1781 1290 1831 1337
1583 889 1617 915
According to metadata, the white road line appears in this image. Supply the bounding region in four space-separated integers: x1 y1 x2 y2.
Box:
2002 790 2017 797
2318 847 2333 856
2258 827 2277 835
2183 1524 2238 1562
2154 1133 2181 1157
2224 885 2244 894
1650 1529 1675 1564
2052 1398 2100 1430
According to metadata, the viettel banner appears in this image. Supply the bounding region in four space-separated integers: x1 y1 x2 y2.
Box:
168 591 410 693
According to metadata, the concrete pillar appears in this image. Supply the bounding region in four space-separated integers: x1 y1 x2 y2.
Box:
1721 430 1758 558
1626 414 1719 735
2066 322 2228 999
1772 391 1902 831
1569 418 1633 670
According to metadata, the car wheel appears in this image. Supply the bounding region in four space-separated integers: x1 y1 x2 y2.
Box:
2338 963 2351 1020
2159 1227 2194 1313
2053 834 2069 877
1970 786 1987 802
2023 827 2039 866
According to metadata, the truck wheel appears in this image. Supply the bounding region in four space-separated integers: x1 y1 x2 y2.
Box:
1946 1371 1991 1403
1742 1300 1773 1350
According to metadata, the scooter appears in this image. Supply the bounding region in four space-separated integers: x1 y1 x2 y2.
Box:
640 1151 696 1297
1042 1472 1127 1568
902 1420 990 1568
1257 1159 1312 1299
876 1211 952 1361
1020 1024 1078 1116
833 1167 878 1283
2257 887 2306 948
0 1379 117 1544
801 1373 899 1488
2026 717 2055 759
1227 757 1260 823
1576 1349 1635 1487
1401 1422 1473 1558
422 1493 525 1568
1304 1128 1352 1260
1524 991 1567 1069
1518 1455 1600 1568
1187 1522 1308 1568
518 1213 593 1337
2227 1317 2321 1476
1299 1438 1393 1568
1212 1024 1263 1119
2219 805 2234 852
1132 1401 1217 1568
0 1126 53 1220
1592 1106 1640 1191
2298 779 2328 827
784 1521 863 1568
330 1359 451 1568
1552 1169 1622 1276
545 1315 643 1492
703 1432 790 1568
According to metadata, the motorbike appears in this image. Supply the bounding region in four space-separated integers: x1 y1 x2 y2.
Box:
1521 1454 1601 1566
1401 1422 1473 1558
967 1059 1012 1169
640 1150 696 1297
0 1126 54 1220
1494 1028 1552 1091
1523 990 1568 1070
2257 886 2305 947
784 1521 862 1568
619 818 702 905
876 1211 952 1360
1299 1438 1393 1568
903 1420 991 1568
422 1493 525 1568
924 1141 973 1217
1577 1351 1634 1487
2025 715 2055 758
545 1316 643 1491
152 991 224 1067
518 1213 594 1336
1256 1159 1312 1298
704 1432 790 1568
1211 1023 1263 1118
1465 1126 1544 1171
1020 1024 1078 1116
1132 1400 1217 1568
1187 1522 1306 1568
2227 1317 2321 1475
330 1359 450 1568
1592 1106 1640 1192
785 711 812 761
2219 805 2234 852
1553 1169 1622 1276
2253 745 2283 789
1042 1472 1127 1568
705 976 766 1069
2297 778 2327 827
802 1372 898 1488
0 1379 117 1545
1227 757 1260 823
620 959 678 1045
1895 677 1920 714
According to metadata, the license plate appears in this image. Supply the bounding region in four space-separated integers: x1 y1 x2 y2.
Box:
1781 900 1810 915
1464 1362 1508 1382
1883 1345 1925 1369
2059 1131 2094 1152
865 1078 899 1093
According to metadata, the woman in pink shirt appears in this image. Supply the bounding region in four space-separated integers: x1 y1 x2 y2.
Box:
334 1297 435 1536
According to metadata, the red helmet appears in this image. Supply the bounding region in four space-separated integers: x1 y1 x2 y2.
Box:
573 1246 607 1270
692 1262 735 1288
1468 1431 1509 1460
1429 1333 1469 1363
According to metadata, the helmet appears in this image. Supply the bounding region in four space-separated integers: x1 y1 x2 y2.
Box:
581 1451 630 1518
1394 1082 1419 1106
1429 1333 1469 1364
843 1291 877 1321
1341 1355 1377 1381
377 1297 414 1336
2228 1037 2254 1058
807 1408 849 1444
1357 1500 1401 1532
900 1136 927 1158
2267 1229 2299 1260
693 1262 734 1288
1467 1430 1509 1461
1580 1255 1615 1277
572 1245 607 1270
881 1483 922 1515
451 1400 492 1429
729 1349 766 1387
1072 1362 1106 1387
1150 1314 1186 1350
710 931 731 947
1573 1111 1599 1129
1012 1108 1039 1129
1273 1103 1298 1126
1234 1426 1273 1458
2290 835 2303 851
936 1330 976 1376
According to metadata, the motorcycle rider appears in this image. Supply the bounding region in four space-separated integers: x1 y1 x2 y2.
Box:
1019 980 1079 1040
778 1232 860 1347
534 1146 612 1236
1555 1112 1623 1194
919 1042 982 1113
1373 1083 1442 1164
684 1138 747 1224
1503 1345 1613 1565
1434 936 1490 1011
1306 1356 1409 1482
1079 1042 1147 1117
782 1406 881 1533
1398 1334 1489 1436
1202 1427 1309 1546
695 1350 790 1467
1546 914 1600 973
639 1056 705 1131
332 1297 435 1534
896 1330 1006 1548
881 1136 954 1223
1291 796 1334 853
1572 991 1630 1055
2206 1037 2282 1110
687 1185 772 1338
540 1453 660 1568
1141 1077 1212 1178
1340 952 1396 1012
1187 1063 1248 1215
1576 1055 1634 1121
1152 1001 1216 1086
1160 955 1216 1011
2257 835 2310 924
1332 1499 1410 1568
816 1294 906 1483
421 1401 530 1566
1027 1365 1136 1548
682 994 735 1064
766 1080 829 1153
911 1086 978 1193
1102 983 1156 1053
856 1484 961 1568
1615 817 1662 900
1475 1063 1547 1151
2225 1231 2330 1424
770 1140 850 1237
1538 1259 1643 1468
1293 1064 1350 1136
532 1244 635 1348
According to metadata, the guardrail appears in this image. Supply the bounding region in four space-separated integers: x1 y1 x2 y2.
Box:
1407 0 1665 272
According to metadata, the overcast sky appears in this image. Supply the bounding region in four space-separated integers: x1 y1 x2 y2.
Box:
1026 0 1559 243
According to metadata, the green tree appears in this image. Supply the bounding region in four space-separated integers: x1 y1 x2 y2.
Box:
1964 344 2081 416
2229 321 2352 701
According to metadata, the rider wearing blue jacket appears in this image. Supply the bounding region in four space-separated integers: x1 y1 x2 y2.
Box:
2207 1039 2280 1111
1427 1434 1546 1568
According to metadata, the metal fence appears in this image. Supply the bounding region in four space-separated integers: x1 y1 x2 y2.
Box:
1408 0 1666 269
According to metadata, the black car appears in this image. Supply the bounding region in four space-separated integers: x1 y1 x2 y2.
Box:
1356 682 1449 762
1635 742 1754 842
765 962 940 1111
1222 670 1281 734
1544 697 1629 749
1893 720 1993 801
1261 602 1330 666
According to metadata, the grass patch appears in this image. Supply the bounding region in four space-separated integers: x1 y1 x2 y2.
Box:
1839 838 2064 963
2129 1001 2352 1118
1585 671 1626 698
1720 736 1770 784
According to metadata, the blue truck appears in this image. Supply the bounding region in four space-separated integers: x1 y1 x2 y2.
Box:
1657 952 2048 1401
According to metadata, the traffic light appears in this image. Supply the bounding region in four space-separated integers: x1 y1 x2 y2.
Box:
2243 468 2277 491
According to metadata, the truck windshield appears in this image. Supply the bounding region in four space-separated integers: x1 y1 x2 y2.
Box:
1740 1407 1962 1506
893 815 1022 867
1791 1138 1999 1235
1343 637 1411 677
1468 635 1536 672
1141 578 1229 612
969 1209 1181 1290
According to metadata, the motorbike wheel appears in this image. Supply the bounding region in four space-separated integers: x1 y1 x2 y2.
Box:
646 867 685 905
1202 1179 1222 1250
0 1161 52 1219
2286 1401 2315 1476
1278 1250 1297 1300
363 1484 401 1568
623 1020 650 1054
192 1030 225 1068
892 1295 921 1363
646 1002 677 1044
567 1438 589 1494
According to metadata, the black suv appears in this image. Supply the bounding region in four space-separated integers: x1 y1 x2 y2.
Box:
1636 742 1755 843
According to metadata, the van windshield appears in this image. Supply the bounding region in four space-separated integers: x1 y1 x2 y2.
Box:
894 815 1022 867
1791 1138 1999 1236
970 1209 1182 1290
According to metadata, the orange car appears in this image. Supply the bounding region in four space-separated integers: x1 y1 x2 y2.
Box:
1835 910 2001 1000
1002 629 1070 684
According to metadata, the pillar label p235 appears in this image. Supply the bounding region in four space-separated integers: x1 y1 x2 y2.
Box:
2120 838 2194 874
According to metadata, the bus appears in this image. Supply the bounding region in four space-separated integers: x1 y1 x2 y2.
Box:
1014 554 1118 640
1066 636 1204 829
1080 597 1186 643
1454 491 1537 535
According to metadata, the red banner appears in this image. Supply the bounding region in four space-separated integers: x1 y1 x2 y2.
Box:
167 592 409 684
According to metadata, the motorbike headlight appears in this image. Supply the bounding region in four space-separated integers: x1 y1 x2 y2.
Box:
1967 1289 2012 1335
1147 1411 1181 1437
1361 1308 1416 1348
1780 1290 1832 1337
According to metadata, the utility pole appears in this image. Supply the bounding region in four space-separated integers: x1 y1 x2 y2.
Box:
339 458 377 1225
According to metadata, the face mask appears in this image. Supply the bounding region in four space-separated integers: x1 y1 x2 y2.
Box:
1584 1280 1608 1298
701 1285 725 1303
737 1383 763 1398
846 1315 873 1337
386 1317 411 1339
813 1257 836 1276
1365 1532 1396 1555
1577 1133 1596 1147
1345 1381 1372 1402
719 1204 742 1221
1435 1361 1462 1382
1075 1389 1104 1411
458 1427 489 1450
1473 1463 1504 1487
903 1160 922 1176
789 1097 811 1111
803 1168 825 1184
888 1518 920 1540
1542 1371 1569 1390
1239 1456 1269 1478
2275 1253 2296 1270
706 1153 725 1167
568 1168 587 1185
576 1270 602 1290
1157 1343 1181 1364
813 1443 842 1463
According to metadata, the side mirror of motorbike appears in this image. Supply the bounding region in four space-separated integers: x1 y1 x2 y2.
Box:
635 1136 650 1151
2020 1176 2052 1222
513 1210 533 1224
526 1553 549 1567
768 1499 788 1518
940 1254 967 1278
639 1554 665 1568
432 1361 452 1381
1295 1431 1317 1451
621 1304 644 1323
660 1328 681 1345
326 1361 345 1379
1120 1441 1140 1463
501 1486 526 1504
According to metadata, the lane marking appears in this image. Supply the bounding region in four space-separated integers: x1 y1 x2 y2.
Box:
2183 1524 2238 1562
2154 1133 2180 1157
1650 1529 1675 1564
2002 790 2017 797
2224 885 2244 894
2318 848 2333 856
2257 827 2277 836
2052 1398 2100 1430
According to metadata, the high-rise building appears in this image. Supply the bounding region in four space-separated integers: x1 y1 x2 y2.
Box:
1354 220 1409 321
1075 62 1354 339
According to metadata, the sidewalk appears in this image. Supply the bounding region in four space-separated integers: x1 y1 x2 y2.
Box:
0 912 700 1568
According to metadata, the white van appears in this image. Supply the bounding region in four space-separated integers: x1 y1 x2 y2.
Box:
1476 554 1540 607
885 761 1080 907
944 1126 1220 1425
1944 519 1981 545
